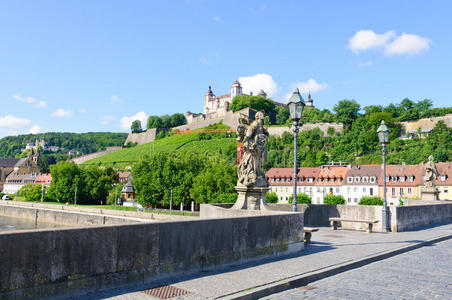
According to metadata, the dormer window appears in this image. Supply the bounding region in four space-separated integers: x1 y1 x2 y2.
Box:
440 175 446 182
400 176 405 182
354 176 360 182
385 176 389 182
308 178 313 183
271 178 274 183
276 178 280 183
408 176 414 182
391 176 397 182
317 178 322 183
299 178 303 183
281 178 285 183
363 177 369 183
370 177 376 183
347 177 353 183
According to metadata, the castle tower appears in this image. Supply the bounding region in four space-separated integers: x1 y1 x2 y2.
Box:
230 80 242 99
306 93 314 107
204 85 214 114
258 90 267 98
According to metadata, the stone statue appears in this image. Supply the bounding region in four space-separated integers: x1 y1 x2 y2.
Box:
236 111 269 188
423 155 439 189
232 111 270 210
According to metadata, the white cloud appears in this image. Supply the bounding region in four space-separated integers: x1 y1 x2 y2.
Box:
12 93 47 108
385 33 431 56
28 125 43 134
347 30 431 56
238 73 277 97
291 78 329 95
0 115 32 128
111 95 122 103
52 109 72 118
358 61 373 67
102 115 116 125
120 111 148 130
347 30 396 54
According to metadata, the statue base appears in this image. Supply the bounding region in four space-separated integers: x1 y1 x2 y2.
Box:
232 186 270 210
421 188 440 201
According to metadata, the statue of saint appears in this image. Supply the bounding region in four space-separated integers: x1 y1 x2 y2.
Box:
424 155 439 189
236 111 269 188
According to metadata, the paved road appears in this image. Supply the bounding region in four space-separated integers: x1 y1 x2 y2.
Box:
265 238 452 300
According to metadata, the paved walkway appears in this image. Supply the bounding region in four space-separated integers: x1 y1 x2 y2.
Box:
265 238 452 299
83 223 452 300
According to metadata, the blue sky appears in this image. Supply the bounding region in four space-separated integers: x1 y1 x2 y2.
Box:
1 0 451 137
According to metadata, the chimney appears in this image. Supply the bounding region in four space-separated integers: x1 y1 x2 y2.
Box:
402 162 406 166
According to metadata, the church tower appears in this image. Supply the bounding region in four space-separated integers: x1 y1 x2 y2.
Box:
230 80 242 99
306 93 314 107
204 86 214 114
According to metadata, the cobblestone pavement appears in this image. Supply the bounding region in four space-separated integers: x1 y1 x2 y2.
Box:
265 238 452 300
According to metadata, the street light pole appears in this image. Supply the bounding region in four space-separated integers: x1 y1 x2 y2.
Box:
287 88 305 212
377 120 390 232
292 121 299 212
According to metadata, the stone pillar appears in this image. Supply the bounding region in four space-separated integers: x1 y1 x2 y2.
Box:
421 188 440 201
232 186 270 211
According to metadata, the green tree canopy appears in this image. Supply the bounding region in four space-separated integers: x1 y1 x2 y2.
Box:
229 95 276 114
131 120 143 133
333 99 361 125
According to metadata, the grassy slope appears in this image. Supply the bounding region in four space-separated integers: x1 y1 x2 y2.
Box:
83 133 236 167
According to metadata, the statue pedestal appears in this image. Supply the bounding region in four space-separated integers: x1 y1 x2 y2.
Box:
232 186 270 210
421 188 440 201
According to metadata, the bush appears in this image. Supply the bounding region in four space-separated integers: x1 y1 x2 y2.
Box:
266 192 278 203
323 194 345 205
288 193 312 204
358 196 383 206
17 184 43 202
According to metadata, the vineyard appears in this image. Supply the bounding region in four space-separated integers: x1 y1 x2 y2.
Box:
83 133 237 167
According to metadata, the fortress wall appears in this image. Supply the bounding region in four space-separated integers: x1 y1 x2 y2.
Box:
267 123 343 137
399 114 452 134
71 147 122 164
0 212 303 299
123 128 167 146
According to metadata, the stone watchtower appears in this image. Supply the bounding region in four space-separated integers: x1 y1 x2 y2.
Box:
306 93 314 107
204 86 214 114
230 80 242 99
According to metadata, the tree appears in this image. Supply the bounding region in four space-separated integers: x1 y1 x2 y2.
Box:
229 95 276 114
358 196 383 206
17 184 43 202
266 192 278 203
170 113 186 127
47 161 84 203
131 120 143 133
147 116 161 129
275 106 290 125
288 193 312 204
323 194 345 205
333 100 361 125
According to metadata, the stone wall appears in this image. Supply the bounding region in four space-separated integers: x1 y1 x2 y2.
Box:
0 213 303 298
399 114 452 135
0 204 148 226
268 203 452 232
392 204 452 232
70 146 122 164
123 128 167 146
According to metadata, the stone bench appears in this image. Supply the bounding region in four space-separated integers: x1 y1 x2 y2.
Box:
304 227 319 244
329 218 379 233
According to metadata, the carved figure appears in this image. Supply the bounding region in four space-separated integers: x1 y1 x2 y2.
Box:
424 155 439 189
236 111 269 187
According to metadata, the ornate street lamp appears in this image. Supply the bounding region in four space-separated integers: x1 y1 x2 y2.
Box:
287 88 305 212
377 120 390 232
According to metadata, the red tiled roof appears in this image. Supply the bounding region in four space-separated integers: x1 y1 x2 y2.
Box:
35 173 52 185
265 167 319 186
344 165 381 185
316 166 348 186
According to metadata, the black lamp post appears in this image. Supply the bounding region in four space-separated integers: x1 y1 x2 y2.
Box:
377 120 390 232
287 88 305 212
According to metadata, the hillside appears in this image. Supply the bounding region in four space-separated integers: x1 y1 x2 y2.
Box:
0 132 128 158
83 133 237 167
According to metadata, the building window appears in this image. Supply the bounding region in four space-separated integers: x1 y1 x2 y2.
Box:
354 187 358 193
336 188 340 194
286 197 288 201
271 178 274 183
347 177 353 183
363 187 367 193
444 188 449 193
281 178 285 183
317 178 322 183
392 188 396 196
276 178 280 182
408 176 414 182
354 198 358 203
391 176 397 182
370 177 376 183
299 178 303 182
363 177 368 183
400 188 404 196
370 188 374 196
400 176 405 182
407 187 412 194
354 177 360 182
348 197 351 203
347 187 351 194
385 176 389 182
440 175 446 181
